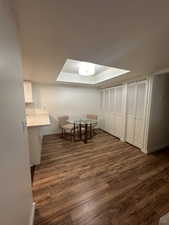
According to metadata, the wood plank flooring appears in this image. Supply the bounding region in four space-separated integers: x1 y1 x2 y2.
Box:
33 130 169 225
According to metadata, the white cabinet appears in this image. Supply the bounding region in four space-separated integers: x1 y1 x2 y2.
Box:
24 81 33 103
28 126 42 165
126 81 147 148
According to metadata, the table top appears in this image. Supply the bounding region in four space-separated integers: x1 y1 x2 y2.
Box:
68 118 97 125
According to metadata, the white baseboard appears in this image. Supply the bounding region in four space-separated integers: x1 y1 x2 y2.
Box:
29 202 36 225
141 147 148 154
120 137 125 142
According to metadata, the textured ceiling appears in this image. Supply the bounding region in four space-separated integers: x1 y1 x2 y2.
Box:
13 0 169 86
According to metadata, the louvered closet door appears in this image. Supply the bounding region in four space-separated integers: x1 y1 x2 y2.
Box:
107 89 112 133
104 89 110 132
134 81 147 148
109 87 116 135
100 90 105 130
126 83 137 144
114 85 123 138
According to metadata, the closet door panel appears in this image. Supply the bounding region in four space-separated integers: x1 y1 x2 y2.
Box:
108 115 114 135
126 83 137 144
107 89 112 133
110 88 115 113
104 89 109 132
105 113 109 132
101 85 125 138
103 89 107 131
100 90 104 111
114 85 123 138
100 112 106 131
100 90 104 130
107 114 112 133
126 118 136 143
134 81 147 148
110 114 116 135
115 117 123 137
100 115 105 130
134 120 145 148
110 88 116 135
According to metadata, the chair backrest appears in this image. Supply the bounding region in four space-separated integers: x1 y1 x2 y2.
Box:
86 114 98 120
58 116 69 127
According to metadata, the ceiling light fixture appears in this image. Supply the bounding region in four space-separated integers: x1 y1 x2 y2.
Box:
78 62 95 76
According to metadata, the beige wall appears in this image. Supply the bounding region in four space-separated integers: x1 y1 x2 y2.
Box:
147 74 169 152
30 83 100 135
0 1 33 225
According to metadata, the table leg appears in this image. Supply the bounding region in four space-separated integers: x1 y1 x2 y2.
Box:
90 123 92 138
61 128 64 138
84 123 88 144
79 123 82 140
73 123 76 142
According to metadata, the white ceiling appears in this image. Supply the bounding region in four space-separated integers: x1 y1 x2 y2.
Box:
12 0 169 86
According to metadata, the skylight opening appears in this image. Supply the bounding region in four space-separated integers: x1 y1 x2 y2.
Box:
78 62 95 76
56 59 130 84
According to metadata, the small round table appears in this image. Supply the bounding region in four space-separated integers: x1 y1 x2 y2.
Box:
72 119 97 143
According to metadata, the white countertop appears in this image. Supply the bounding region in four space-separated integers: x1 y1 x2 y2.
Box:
26 108 50 127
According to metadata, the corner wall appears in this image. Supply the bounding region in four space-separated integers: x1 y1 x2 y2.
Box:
0 1 33 225
147 74 169 152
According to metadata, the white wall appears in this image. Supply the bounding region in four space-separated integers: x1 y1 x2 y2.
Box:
0 1 33 225
147 74 169 152
31 84 100 135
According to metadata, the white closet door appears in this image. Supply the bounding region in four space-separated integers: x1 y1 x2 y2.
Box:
126 81 147 148
100 90 104 111
107 89 112 133
100 90 105 130
109 87 116 135
134 81 147 148
126 83 137 144
104 89 110 132
110 88 115 112
114 85 124 138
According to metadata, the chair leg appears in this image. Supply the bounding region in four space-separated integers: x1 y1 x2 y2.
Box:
94 127 97 135
72 129 76 142
61 128 64 138
73 123 76 142
84 123 88 144
63 129 66 139
71 132 74 142
90 124 92 138
92 128 94 136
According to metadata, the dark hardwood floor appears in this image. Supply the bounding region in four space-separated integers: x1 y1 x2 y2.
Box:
33 130 169 225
